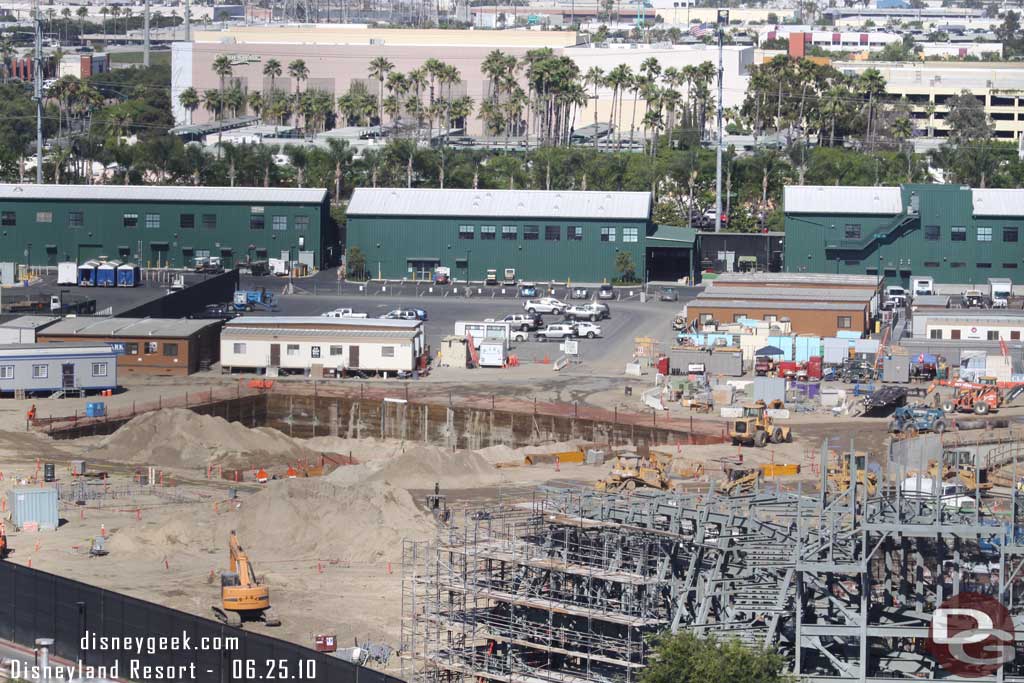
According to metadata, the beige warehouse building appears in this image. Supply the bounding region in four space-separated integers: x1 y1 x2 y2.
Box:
171 26 751 136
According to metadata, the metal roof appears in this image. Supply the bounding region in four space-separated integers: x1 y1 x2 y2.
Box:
688 299 868 311
0 184 328 205
38 317 222 338
222 327 419 341
347 188 652 220
711 272 882 287
0 342 114 353
697 286 875 302
972 189 1024 217
911 295 951 306
784 185 903 215
225 316 422 329
0 315 60 329
917 309 1024 319
649 225 696 244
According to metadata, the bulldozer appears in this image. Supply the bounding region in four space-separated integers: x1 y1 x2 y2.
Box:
212 531 281 628
718 466 762 496
925 459 992 493
595 452 671 493
729 400 792 447
827 452 878 496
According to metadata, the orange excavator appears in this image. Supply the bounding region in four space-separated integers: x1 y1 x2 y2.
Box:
211 531 280 628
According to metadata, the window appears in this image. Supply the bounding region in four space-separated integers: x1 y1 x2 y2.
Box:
623 227 638 243
232 343 247 354
837 316 852 329
295 216 309 231
977 263 992 269
501 225 517 240
329 345 344 356
35 211 51 223
930 329 943 339
250 208 264 230
952 226 966 241
382 346 395 357
763 315 777 323
732 314 747 322
180 213 195 229
545 225 560 241
844 260 861 266
568 226 583 241
924 261 940 267
68 211 83 228
458 225 474 240
844 224 861 239
1005 263 1020 269
311 346 321 359
125 342 138 355
31 364 47 379
480 225 496 240
600 227 616 242
202 214 217 230
924 224 940 240
163 343 179 357
978 226 993 242
951 329 961 340
951 261 966 268
124 213 139 228
988 331 1000 341
144 342 158 354
523 225 539 241
91 362 108 377
699 313 714 324
286 344 300 356
0 212 14 227
1013 331 1021 341
1005 227 1019 242
272 215 288 231
0 365 12 379
145 213 160 229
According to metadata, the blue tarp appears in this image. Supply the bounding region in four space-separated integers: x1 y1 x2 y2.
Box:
795 336 822 363
768 335 794 361
836 331 862 340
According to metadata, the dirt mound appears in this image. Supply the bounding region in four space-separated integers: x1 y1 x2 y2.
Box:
108 478 433 564
92 409 320 469
330 444 500 489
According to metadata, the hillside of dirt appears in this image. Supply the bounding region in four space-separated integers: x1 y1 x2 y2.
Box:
329 443 502 489
90 409 322 469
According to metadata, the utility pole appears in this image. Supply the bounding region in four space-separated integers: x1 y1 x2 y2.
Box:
143 0 151 67
184 0 191 41
32 0 42 184
714 9 727 232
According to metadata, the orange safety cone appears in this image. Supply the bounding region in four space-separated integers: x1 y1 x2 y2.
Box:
256 468 269 484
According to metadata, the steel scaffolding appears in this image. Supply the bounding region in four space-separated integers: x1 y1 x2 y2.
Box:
402 445 1024 682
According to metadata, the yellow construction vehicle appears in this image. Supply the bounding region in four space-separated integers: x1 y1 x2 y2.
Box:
212 531 281 628
595 452 671 493
926 460 992 493
827 452 878 496
729 400 792 447
718 466 763 495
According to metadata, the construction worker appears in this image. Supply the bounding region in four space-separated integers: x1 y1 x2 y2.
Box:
26 404 35 422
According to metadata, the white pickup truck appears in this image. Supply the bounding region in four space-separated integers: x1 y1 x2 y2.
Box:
322 308 368 318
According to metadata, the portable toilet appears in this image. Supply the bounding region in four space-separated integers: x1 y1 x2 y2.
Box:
96 260 121 287
77 260 98 286
116 262 140 287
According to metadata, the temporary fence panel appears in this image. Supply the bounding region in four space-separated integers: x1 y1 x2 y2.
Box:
670 349 743 376
795 336 822 363
823 338 849 365
987 355 1013 382
854 339 880 355
753 377 787 405
837 330 862 340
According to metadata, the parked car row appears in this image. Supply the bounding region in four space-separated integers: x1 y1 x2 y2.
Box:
536 321 602 340
523 299 610 321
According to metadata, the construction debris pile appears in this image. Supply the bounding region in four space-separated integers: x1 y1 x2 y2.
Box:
402 446 1024 683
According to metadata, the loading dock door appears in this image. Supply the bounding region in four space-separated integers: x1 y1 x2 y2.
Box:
77 244 103 262
61 363 74 389
270 344 280 367
349 345 360 369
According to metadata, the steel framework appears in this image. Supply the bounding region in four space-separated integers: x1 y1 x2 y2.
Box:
401 445 1024 682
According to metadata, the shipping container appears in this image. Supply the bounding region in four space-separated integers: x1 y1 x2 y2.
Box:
10 485 58 530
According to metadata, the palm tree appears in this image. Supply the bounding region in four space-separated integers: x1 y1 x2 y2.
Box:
661 87 681 150
263 58 282 94
605 64 631 148
248 91 264 122
219 141 241 186
285 145 309 187
439 63 461 143
891 116 914 181
324 138 352 204
123 7 132 34
924 102 936 138
224 85 245 118
423 58 445 141
406 67 427 139
583 66 603 149
61 8 71 43
46 8 56 37
368 56 394 129
99 6 109 34
858 67 887 149
288 59 309 131
211 54 233 119
820 85 847 147
76 7 87 45
110 6 120 34
201 89 222 121
179 86 200 124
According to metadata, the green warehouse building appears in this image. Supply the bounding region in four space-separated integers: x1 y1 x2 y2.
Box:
0 184 335 268
784 184 1024 286
345 188 696 283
